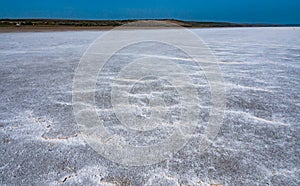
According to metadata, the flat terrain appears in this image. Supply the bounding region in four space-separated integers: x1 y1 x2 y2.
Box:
0 27 299 185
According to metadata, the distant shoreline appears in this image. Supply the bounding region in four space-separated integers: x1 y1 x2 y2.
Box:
1 19 299 32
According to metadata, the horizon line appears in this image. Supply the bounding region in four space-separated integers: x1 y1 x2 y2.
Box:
1 18 300 26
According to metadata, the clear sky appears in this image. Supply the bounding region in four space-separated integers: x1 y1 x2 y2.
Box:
1 0 300 24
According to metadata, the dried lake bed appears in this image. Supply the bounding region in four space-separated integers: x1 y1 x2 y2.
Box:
0 27 299 185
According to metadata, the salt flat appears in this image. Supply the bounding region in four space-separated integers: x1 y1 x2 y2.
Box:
0 27 299 185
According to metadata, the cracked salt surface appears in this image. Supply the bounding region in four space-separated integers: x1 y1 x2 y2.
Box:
1 27 299 185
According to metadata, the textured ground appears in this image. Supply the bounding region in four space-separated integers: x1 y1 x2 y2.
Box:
0 28 299 185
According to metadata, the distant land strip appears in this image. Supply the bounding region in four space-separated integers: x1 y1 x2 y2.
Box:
0 19 299 32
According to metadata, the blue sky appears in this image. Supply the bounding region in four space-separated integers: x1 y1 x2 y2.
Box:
0 0 300 24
